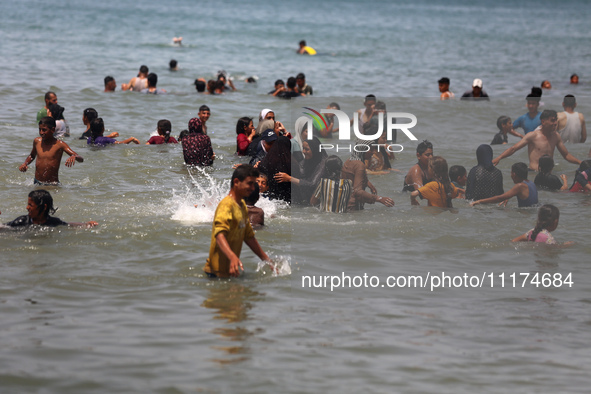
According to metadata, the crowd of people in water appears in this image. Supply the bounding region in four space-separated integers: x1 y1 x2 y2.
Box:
2 47 590 276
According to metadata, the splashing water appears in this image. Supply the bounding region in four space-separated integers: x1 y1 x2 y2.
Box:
256 254 291 277
171 166 289 225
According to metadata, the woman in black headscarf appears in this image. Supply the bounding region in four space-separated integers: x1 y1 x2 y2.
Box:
274 137 328 205
465 144 504 200
258 136 292 203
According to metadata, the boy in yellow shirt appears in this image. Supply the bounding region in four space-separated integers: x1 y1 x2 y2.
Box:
204 165 271 278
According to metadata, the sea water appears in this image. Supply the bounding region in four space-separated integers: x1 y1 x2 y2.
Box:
1 0 591 392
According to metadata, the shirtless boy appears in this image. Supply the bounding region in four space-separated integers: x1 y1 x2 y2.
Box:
493 110 580 171
20 117 84 184
403 140 433 191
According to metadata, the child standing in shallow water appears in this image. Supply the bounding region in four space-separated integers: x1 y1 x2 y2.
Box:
512 204 572 245
20 117 84 185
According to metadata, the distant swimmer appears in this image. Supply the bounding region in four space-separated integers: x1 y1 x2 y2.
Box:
104 76 116 92
121 65 148 92
438 77 454 100
173 36 183 46
460 78 489 100
3 190 98 229
141 73 166 94
570 73 579 84
297 40 317 55
541 80 552 90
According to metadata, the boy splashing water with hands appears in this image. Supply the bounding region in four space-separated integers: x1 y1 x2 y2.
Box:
204 165 272 278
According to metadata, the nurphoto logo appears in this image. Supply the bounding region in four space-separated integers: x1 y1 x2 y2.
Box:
296 106 419 154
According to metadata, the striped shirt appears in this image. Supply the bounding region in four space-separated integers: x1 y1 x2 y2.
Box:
312 178 353 213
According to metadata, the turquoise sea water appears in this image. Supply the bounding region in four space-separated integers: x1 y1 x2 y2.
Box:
1 0 591 392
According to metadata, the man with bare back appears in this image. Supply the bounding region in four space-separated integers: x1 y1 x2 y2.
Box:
20 117 84 184
493 109 580 171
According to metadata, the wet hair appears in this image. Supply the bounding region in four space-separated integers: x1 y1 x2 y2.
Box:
232 164 259 184
449 165 466 182
28 189 56 218
83 108 98 123
169 59 177 69
429 156 454 208
540 109 557 120
244 182 260 206
529 204 560 242
236 117 253 135
570 73 578 80
246 77 257 83
178 129 189 142
497 115 511 131
526 93 541 102
139 65 149 74
299 40 306 46
375 101 386 111
194 80 206 92
47 103 64 120
39 116 56 129
530 87 542 97
90 118 105 142
563 94 576 108
296 73 305 80
579 159 591 172
206 80 216 94
511 162 529 180
274 79 285 87
199 105 210 113
328 102 340 110
104 76 115 86
325 155 343 181
147 73 158 87
157 119 172 142
44 91 56 102
538 155 554 175
287 77 297 89
416 140 433 155
364 94 376 103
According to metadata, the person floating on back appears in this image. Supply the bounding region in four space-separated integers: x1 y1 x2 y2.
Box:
470 162 538 207
204 165 271 278
512 204 572 245
20 117 84 185
3 190 97 228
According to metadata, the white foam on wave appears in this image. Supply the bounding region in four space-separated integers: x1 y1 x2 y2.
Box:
170 166 288 225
